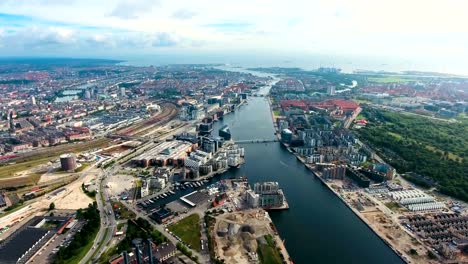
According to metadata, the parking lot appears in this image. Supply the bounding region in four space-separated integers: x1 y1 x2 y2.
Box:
28 221 84 264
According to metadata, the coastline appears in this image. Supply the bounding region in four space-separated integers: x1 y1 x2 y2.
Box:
268 96 410 264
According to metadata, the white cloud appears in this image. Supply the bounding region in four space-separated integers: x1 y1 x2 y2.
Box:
0 0 467 72
171 9 197 20
108 0 161 19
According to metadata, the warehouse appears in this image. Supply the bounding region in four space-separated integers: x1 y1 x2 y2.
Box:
0 216 72 264
389 189 428 201
389 189 444 211
132 140 195 167
407 202 445 212
180 191 210 208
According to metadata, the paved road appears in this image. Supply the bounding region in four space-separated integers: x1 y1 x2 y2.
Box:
80 167 117 264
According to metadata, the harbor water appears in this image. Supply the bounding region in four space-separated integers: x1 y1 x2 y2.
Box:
211 86 404 264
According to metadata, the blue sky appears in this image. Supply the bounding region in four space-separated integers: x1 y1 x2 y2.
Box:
0 0 467 73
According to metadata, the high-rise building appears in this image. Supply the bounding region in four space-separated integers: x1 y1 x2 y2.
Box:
281 129 293 143
245 190 260 208
254 182 280 194
30 95 36 105
327 86 336 96
84 90 91 100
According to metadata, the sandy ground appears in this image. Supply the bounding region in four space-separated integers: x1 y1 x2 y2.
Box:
330 179 439 264
361 210 432 264
213 209 290 264
0 167 101 241
38 170 76 184
107 174 135 197
54 170 97 210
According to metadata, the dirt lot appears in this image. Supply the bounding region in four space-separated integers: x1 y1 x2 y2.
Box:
213 209 288 264
361 210 436 264
54 170 98 210
107 174 135 197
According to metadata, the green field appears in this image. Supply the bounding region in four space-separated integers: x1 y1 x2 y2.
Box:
257 235 283 264
65 227 99 264
385 202 402 212
367 76 420 83
169 214 201 251
0 138 110 181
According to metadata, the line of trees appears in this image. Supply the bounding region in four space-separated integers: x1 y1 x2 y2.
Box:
53 202 100 264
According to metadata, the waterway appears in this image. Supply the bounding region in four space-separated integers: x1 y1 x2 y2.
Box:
209 85 404 264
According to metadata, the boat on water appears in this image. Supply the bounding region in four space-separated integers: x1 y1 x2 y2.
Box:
181 186 186 190
169 190 175 195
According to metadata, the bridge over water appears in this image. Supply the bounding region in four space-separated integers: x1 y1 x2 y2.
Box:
234 138 279 144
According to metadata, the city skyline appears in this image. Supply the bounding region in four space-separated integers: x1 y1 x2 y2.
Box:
1 0 468 74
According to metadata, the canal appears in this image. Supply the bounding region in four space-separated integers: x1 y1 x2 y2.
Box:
211 86 404 263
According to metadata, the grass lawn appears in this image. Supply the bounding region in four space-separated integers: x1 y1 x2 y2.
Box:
0 203 27 217
66 227 100 264
75 163 90 172
425 145 462 162
273 110 281 116
385 202 402 212
367 76 420 83
0 138 110 179
387 132 403 140
90 227 109 261
113 202 136 219
257 235 283 264
168 214 201 251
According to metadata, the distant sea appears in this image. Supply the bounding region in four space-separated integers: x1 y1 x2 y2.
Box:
117 53 468 76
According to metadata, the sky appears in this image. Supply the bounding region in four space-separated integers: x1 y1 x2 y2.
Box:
1 0 468 73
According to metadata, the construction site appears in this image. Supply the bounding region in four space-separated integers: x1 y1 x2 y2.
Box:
402 213 468 262
209 208 290 264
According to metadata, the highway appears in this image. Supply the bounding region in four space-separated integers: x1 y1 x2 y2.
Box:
80 166 117 264
78 108 201 263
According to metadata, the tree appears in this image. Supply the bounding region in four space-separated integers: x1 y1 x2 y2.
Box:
49 202 55 211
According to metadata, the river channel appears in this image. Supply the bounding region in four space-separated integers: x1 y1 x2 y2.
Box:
210 85 404 264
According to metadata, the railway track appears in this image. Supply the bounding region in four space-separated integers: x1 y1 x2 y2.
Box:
116 103 178 136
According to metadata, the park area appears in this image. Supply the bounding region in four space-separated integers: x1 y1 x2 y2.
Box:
168 214 201 251
356 107 468 201
257 234 283 264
